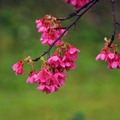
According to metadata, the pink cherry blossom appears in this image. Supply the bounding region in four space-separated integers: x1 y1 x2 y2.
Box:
48 52 65 68
107 53 115 60
36 68 57 93
36 70 66 93
96 46 120 69
37 83 58 94
106 53 120 69
40 29 65 46
56 44 80 71
53 72 66 87
95 53 107 61
36 15 66 46
36 15 55 33
118 33 120 41
12 60 24 75
36 19 47 32
108 61 119 69
62 55 76 71
35 66 67 93
35 67 52 84
65 45 80 61
26 70 37 84
65 0 90 8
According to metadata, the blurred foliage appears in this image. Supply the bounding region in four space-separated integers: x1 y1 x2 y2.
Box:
72 112 85 120
0 0 120 120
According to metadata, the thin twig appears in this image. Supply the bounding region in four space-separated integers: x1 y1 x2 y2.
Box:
116 22 120 26
109 0 117 47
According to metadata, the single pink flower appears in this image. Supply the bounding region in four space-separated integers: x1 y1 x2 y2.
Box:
35 67 52 84
48 55 61 67
118 60 120 68
111 61 118 68
106 53 118 62
35 15 52 33
48 52 65 68
53 72 66 87
95 54 101 61
65 45 80 61
65 0 90 8
100 53 106 60
37 83 58 94
107 53 115 60
12 60 24 75
62 55 76 71
26 70 37 84
36 19 47 32
108 61 119 69
95 53 106 61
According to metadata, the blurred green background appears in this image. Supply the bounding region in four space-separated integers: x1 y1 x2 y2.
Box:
0 0 120 120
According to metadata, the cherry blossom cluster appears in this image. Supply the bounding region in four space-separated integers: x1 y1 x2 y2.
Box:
36 15 65 46
12 15 80 94
65 0 90 8
12 43 80 93
96 36 120 69
12 0 120 94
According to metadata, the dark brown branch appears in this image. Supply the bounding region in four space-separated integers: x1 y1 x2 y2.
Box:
116 22 120 26
58 0 96 21
33 0 99 62
55 27 67 30
109 0 117 47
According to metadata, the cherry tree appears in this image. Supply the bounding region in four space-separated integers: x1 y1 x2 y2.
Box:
12 0 120 94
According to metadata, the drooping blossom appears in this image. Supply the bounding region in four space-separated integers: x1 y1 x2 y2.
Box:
12 60 24 75
61 44 80 71
65 0 90 8
12 41 80 94
65 45 80 61
37 83 58 94
48 52 64 68
95 52 107 61
107 53 116 60
47 44 80 71
26 70 37 84
36 67 66 94
36 19 47 33
40 29 65 46
108 61 119 69
53 72 66 87
118 33 120 41
95 38 120 69
96 51 120 69
36 15 66 46
36 15 59 32
35 67 56 93
62 55 76 71
107 53 120 69
35 67 52 84
13 12 80 94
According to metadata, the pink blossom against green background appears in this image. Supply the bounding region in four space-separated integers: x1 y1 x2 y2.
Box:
12 0 120 94
65 0 90 8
